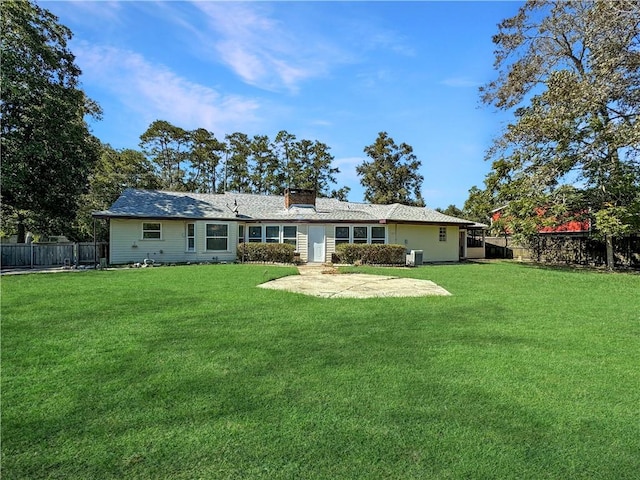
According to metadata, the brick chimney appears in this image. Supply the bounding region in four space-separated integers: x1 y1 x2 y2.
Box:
284 188 316 208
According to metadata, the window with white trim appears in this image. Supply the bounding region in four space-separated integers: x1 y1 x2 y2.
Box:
283 226 297 247
248 225 262 243
265 225 280 243
186 223 195 252
439 227 447 242
334 225 387 244
206 223 228 251
371 226 386 244
335 226 350 245
353 226 368 244
238 225 245 244
142 222 161 239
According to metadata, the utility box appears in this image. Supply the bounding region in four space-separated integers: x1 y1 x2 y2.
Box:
406 250 423 267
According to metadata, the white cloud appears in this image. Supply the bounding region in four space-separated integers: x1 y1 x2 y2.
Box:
75 43 260 133
188 2 347 93
47 1 124 25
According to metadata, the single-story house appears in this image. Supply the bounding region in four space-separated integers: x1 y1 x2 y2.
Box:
93 188 486 265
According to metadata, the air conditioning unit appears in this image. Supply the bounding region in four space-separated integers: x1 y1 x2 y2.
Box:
406 250 423 267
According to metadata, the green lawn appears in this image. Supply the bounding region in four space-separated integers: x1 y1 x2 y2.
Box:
2 262 639 479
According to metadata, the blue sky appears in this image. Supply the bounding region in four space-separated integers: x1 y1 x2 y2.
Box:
44 1 520 209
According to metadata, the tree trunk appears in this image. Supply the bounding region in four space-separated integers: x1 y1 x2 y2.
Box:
17 213 26 244
605 235 615 270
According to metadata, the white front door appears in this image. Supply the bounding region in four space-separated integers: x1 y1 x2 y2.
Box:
308 226 325 263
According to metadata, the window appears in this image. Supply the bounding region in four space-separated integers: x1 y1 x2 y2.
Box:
186 223 195 252
335 226 350 245
248 225 262 243
238 225 245 244
467 230 483 248
142 222 161 239
283 226 297 247
335 225 387 245
371 226 386 244
353 226 368 244
206 224 228 251
439 227 447 242
265 225 280 243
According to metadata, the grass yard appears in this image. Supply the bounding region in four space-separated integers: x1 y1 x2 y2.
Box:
2 262 639 479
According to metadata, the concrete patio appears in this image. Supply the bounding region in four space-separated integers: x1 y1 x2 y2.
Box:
258 264 451 298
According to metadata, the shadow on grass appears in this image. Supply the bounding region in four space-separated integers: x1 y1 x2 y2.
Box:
515 260 638 275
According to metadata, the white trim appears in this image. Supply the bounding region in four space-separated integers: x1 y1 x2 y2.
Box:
334 224 388 245
141 221 162 240
185 222 196 252
205 222 231 252
244 224 298 249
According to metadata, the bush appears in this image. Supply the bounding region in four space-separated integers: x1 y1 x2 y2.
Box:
237 242 296 263
335 243 406 265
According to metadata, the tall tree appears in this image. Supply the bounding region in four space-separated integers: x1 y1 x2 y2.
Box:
1 0 102 242
139 120 189 190
187 128 225 193
290 138 313 190
481 0 640 267
273 130 298 191
75 145 161 241
308 140 340 196
250 134 281 194
224 132 252 193
357 132 425 206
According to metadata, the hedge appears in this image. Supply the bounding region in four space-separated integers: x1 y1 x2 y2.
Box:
237 242 296 263
334 243 406 265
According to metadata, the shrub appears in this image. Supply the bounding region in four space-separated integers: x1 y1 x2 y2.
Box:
335 243 405 265
237 242 295 263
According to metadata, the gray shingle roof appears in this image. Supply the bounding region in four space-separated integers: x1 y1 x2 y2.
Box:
93 189 475 225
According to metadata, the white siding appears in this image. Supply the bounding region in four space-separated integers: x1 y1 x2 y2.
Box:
297 225 309 262
110 219 238 264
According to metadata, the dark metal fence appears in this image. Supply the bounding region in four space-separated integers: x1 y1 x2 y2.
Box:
0 243 109 269
485 234 639 269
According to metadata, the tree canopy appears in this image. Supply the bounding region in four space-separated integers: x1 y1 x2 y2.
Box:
136 121 349 199
1 0 101 242
357 132 425 206
478 0 640 264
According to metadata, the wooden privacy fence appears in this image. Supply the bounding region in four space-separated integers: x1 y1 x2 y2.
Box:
0 243 109 269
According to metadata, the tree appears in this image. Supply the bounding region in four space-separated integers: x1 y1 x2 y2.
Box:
288 139 340 196
1 0 102 242
187 128 225 193
273 130 298 192
250 135 281 194
75 145 161 241
309 140 341 197
462 186 496 225
224 132 252 193
357 132 425 206
481 0 640 267
329 186 351 201
139 120 189 190
436 205 464 218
